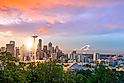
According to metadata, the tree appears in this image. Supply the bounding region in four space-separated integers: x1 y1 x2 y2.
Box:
0 52 18 62
28 61 68 83
0 52 29 83
89 65 117 83
1 52 123 83
77 69 92 78
0 52 19 69
0 63 29 83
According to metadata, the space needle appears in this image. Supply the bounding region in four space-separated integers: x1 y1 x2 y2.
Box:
32 33 38 62
32 33 38 42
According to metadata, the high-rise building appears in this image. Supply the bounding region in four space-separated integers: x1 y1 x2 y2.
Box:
55 46 59 53
10 41 15 47
48 42 52 48
36 39 43 60
43 45 47 53
20 44 26 61
48 42 52 53
15 47 20 58
37 39 42 50
70 50 76 60
52 47 55 53
6 44 14 55
93 53 100 61
36 50 44 60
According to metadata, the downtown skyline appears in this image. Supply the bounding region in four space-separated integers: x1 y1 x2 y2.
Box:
0 0 124 53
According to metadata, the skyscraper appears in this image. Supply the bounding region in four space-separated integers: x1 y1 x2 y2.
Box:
70 50 76 60
43 45 47 53
36 39 42 60
37 39 42 50
6 44 14 56
20 44 25 61
52 47 55 53
10 41 15 46
48 42 52 48
5 41 15 56
36 50 44 60
15 47 20 58
55 46 59 53
48 42 52 53
93 53 99 61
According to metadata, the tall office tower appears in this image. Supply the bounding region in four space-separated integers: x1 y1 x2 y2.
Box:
70 50 76 60
10 41 15 46
50 47 56 60
48 42 52 53
52 47 55 53
36 39 42 60
6 44 14 55
36 50 44 60
20 44 27 61
37 39 42 50
15 47 20 58
43 45 47 53
55 46 59 53
93 52 99 61
10 41 16 57
80 54 83 62
43 45 48 59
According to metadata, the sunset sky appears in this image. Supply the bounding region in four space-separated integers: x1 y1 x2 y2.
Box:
0 0 124 52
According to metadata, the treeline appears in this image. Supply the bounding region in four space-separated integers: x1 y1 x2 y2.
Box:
0 52 124 83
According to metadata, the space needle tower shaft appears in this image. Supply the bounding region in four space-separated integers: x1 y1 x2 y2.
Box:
31 33 38 62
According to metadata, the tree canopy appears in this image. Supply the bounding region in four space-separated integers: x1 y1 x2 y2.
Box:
0 52 124 83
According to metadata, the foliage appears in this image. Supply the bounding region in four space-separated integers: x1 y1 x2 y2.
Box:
0 52 124 83
77 69 92 78
28 61 65 83
0 52 18 62
0 63 29 83
89 65 117 83
0 52 29 83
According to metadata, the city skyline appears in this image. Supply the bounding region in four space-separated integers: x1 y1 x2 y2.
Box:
0 0 124 52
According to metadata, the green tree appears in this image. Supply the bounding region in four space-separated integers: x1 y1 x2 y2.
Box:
114 71 124 82
0 63 29 83
77 69 92 78
89 65 117 83
0 52 29 83
28 61 68 83
0 52 18 62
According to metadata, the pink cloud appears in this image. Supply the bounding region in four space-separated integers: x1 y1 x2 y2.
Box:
37 26 50 35
105 22 124 30
0 0 122 13
0 0 123 25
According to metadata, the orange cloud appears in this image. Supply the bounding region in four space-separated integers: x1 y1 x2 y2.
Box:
38 26 50 35
0 0 119 11
0 0 122 25
0 0 120 18
0 0 62 10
